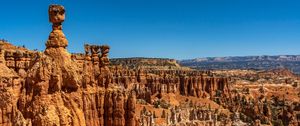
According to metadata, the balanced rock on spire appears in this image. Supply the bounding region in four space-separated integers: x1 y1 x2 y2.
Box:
46 4 68 49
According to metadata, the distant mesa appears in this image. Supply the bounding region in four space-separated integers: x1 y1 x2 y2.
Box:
179 55 300 74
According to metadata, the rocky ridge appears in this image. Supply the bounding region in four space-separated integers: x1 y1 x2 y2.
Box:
180 55 300 74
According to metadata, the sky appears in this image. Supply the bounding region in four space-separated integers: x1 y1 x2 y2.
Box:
1 0 300 59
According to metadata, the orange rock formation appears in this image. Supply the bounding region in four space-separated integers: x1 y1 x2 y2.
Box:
0 4 234 126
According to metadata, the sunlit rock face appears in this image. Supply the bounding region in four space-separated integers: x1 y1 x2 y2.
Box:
0 4 232 124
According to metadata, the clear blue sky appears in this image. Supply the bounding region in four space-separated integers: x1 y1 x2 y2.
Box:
1 0 300 59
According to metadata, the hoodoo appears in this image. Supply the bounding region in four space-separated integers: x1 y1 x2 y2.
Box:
46 4 68 49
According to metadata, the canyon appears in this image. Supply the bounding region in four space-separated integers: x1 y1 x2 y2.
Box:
0 4 299 126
